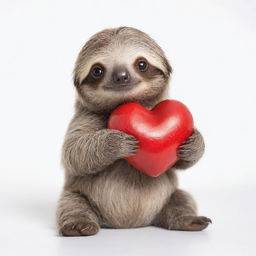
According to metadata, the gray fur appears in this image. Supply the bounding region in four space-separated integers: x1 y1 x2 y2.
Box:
173 129 205 169
56 27 211 236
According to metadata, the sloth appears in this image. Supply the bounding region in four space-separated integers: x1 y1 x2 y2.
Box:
56 27 211 236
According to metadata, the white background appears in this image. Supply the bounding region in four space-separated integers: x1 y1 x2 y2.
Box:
0 0 256 255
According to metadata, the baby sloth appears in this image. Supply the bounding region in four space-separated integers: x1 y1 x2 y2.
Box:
56 27 211 236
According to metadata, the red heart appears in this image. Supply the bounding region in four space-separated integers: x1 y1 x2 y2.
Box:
107 100 194 177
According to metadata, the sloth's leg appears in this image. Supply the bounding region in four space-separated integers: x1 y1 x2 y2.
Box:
152 189 211 231
56 190 100 236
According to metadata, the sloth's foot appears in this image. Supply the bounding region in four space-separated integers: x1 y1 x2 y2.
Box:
60 221 100 236
172 216 212 231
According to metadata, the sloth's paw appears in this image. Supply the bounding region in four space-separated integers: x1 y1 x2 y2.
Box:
119 133 139 157
172 216 212 231
178 129 205 162
105 130 139 158
60 221 100 236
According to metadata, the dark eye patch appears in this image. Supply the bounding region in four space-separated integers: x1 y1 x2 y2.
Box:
80 63 105 86
134 57 166 80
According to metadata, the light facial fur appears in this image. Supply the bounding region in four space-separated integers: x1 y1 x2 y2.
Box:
56 27 211 236
74 27 172 113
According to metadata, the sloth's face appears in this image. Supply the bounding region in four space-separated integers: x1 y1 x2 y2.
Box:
83 57 157 92
74 27 172 113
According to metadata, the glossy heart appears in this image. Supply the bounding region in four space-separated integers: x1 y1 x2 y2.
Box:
107 100 194 177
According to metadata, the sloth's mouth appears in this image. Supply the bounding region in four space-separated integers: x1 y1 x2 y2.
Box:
103 81 140 92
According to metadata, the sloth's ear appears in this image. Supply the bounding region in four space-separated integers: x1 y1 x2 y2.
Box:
73 75 80 87
165 59 173 76
167 63 173 75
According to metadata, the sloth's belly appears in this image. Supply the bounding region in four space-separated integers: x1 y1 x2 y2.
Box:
88 161 175 228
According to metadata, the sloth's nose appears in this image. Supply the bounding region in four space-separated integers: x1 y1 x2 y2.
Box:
112 68 131 84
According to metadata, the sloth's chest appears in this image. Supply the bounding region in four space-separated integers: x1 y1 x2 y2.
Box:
88 161 173 228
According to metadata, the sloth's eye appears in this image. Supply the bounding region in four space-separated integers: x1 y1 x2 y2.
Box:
137 59 148 72
91 64 104 79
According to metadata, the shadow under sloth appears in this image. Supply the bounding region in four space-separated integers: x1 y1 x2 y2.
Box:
56 27 211 236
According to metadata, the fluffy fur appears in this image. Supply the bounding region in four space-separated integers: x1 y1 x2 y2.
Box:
56 27 211 236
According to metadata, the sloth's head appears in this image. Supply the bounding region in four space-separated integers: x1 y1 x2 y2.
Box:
74 27 172 113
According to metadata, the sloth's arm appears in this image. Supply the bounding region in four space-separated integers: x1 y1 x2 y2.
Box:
62 114 138 176
172 128 205 170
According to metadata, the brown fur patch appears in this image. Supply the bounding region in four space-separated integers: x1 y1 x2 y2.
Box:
134 57 166 80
